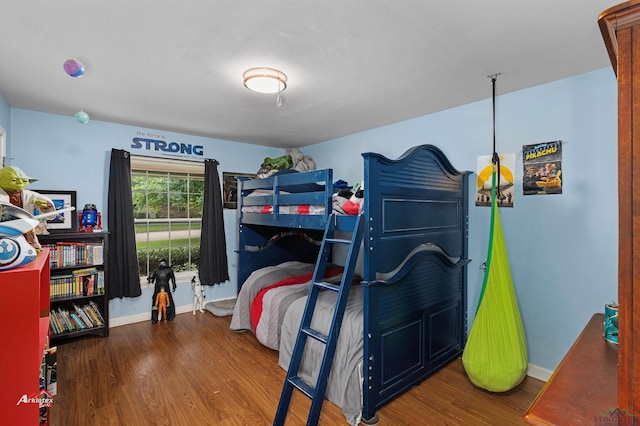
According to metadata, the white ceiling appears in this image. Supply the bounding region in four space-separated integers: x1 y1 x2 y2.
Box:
0 0 620 148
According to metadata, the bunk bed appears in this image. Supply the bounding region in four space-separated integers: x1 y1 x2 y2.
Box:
234 144 471 424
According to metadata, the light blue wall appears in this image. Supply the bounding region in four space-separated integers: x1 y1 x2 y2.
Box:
0 91 9 153
305 67 619 371
8 109 280 320
4 66 619 371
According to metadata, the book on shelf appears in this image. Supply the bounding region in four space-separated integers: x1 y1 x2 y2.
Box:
41 241 104 268
72 305 90 328
39 345 57 416
50 269 103 300
73 303 97 328
96 269 105 294
89 301 105 324
49 303 105 335
49 310 62 335
87 243 104 265
56 307 74 333
69 313 86 330
83 274 95 297
45 346 57 396
72 267 98 276
51 308 80 334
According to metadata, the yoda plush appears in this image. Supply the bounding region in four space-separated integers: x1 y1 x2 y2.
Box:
0 166 55 249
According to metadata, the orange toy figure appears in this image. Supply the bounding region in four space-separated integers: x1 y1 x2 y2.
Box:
154 286 171 322
148 259 176 322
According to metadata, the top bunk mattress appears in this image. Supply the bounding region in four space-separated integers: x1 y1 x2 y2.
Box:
239 168 336 229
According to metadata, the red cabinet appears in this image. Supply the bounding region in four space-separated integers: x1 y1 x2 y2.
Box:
0 250 51 425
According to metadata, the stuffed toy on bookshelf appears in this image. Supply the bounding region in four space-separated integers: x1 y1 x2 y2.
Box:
0 202 39 270
0 166 56 250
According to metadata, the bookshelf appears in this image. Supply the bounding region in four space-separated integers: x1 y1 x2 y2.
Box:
0 249 51 425
39 232 109 344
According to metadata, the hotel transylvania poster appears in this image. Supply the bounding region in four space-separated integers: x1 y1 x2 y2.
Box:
476 153 516 208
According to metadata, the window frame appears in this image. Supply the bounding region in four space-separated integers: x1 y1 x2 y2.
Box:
130 155 205 287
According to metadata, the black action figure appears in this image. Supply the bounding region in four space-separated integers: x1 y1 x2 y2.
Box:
148 259 177 323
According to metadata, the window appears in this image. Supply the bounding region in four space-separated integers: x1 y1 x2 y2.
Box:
130 156 204 281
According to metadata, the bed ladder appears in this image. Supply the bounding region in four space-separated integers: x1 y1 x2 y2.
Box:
273 214 364 426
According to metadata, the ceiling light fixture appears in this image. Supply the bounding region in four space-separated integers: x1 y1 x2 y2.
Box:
243 67 287 94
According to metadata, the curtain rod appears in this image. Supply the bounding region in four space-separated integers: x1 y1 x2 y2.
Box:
128 151 217 164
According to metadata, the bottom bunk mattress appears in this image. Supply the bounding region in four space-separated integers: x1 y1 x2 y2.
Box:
279 285 365 426
229 261 344 350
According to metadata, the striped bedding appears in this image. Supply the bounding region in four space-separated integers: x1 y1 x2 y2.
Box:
229 261 343 350
229 261 364 425
240 189 325 215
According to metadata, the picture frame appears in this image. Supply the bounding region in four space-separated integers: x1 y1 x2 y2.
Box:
223 172 254 209
36 190 78 233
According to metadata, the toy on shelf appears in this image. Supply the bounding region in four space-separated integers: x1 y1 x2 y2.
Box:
0 202 76 271
0 166 56 249
0 202 39 271
78 203 102 232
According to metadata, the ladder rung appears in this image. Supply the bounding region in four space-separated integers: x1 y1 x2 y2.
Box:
325 238 351 244
288 376 315 399
274 214 363 426
302 326 328 344
313 281 340 292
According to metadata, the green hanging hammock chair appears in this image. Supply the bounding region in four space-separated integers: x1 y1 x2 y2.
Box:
462 168 528 392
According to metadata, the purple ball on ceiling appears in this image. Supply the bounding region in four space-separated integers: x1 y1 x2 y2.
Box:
63 58 85 77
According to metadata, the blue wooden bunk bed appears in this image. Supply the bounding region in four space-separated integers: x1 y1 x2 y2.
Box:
235 144 470 424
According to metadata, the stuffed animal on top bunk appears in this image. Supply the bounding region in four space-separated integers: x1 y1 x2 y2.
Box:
256 148 317 178
0 166 56 250
333 181 364 215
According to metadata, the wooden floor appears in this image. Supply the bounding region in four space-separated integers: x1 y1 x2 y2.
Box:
48 311 544 426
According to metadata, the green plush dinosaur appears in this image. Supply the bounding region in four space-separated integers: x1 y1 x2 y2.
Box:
261 154 293 170
0 166 55 249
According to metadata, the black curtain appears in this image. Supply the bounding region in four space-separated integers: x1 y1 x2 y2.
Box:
199 159 229 285
107 149 141 298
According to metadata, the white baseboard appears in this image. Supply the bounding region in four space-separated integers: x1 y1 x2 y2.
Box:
527 364 552 382
109 297 236 328
109 303 203 327
109 308 554 384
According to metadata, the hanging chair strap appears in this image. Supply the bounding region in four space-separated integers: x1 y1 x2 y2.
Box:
462 71 528 393
476 73 501 311
476 169 498 310
490 73 501 197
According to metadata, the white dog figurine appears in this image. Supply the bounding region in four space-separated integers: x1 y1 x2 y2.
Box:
191 275 205 314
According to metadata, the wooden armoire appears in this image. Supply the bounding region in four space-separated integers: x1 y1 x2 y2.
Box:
599 1 640 416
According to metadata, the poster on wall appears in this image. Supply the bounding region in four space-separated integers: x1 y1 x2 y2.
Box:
36 190 78 233
522 140 562 196
223 172 254 209
476 153 516 208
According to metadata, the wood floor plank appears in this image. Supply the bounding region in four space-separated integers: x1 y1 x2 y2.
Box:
48 312 543 425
